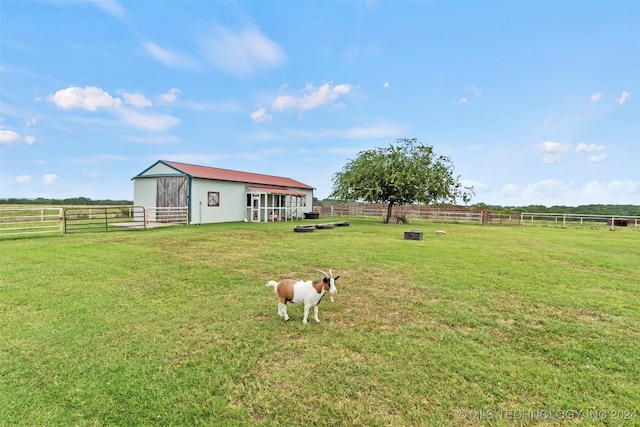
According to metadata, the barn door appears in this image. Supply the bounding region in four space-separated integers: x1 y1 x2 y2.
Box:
156 176 188 222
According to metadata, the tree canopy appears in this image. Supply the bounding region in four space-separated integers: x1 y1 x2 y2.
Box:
329 138 473 222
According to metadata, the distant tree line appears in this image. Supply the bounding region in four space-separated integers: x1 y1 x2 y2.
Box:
0 197 133 206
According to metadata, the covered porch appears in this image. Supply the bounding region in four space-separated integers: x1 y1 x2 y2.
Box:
245 186 307 222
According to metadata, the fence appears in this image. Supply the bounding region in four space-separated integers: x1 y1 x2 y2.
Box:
145 206 189 225
315 203 483 224
521 212 640 229
64 206 148 233
0 207 63 236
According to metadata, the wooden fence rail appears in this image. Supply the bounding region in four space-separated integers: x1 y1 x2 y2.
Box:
0 207 63 236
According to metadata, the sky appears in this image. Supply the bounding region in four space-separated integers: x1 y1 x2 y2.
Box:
1 0 639 207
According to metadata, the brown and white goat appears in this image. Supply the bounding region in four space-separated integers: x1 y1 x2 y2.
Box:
266 269 339 324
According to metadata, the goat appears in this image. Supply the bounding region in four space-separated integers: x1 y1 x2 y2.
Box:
266 269 339 324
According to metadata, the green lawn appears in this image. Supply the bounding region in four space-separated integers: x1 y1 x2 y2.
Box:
1 218 639 426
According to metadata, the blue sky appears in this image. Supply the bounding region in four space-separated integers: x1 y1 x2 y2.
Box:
1 0 638 206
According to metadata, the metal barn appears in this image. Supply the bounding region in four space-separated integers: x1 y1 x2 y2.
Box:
132 160 315 224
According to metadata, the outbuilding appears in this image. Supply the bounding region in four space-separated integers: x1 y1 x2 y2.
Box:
132 160 314 224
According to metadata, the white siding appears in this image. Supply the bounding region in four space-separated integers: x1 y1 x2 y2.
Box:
300 189 313 210
133 177 158 221
190 179 247 224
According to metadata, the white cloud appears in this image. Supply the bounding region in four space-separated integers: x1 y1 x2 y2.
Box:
590 93 602 102
199 22 286 78
0 129 20 144
491 179 639 205
583 180 640 199
250 107 272 123
122 92 152 108
16 175 32 183
383 81 390 89
25 135 36 145
534 141 609 164
618 91 630 106
535 141 566 153
49 86 122 111
461 180 489 192
114 108 181 132
272 83 352 113
159 88 181 104
86 0 127 20
25 117 37 126
42 174 58 184
576 142 605 152
587 153 608 163
533 141 572 164
501 184 520 197
523 179 575 199
143 42 198 70
457 97 468 104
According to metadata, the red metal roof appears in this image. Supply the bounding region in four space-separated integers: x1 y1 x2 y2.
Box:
248 186 306 195
163 161 314 190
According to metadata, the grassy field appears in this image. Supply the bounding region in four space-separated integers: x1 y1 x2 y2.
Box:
1 218 639 426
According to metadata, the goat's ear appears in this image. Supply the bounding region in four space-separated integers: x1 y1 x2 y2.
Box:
334 276 340 281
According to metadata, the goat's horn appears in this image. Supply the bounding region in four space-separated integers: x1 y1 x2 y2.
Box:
316 269 329 277
329 269 333 277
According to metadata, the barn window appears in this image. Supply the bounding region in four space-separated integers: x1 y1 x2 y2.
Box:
208 191 220 207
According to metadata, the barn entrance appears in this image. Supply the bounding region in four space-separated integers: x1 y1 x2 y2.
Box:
156 176 189 222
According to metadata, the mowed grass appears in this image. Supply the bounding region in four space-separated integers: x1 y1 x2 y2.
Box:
1 218 639 426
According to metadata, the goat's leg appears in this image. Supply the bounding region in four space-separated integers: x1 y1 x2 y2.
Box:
302 304 311 324
277 302 285 317
313 305 320 323
280 303 290 321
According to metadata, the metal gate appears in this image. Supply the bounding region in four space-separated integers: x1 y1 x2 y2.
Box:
64 206 146 233
156 176 188 223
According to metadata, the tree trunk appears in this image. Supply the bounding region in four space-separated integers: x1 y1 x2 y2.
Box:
385 202 394 223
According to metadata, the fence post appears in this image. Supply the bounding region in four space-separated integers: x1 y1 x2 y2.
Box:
59 208 64 234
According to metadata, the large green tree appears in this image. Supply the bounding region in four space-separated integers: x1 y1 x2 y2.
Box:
329 138 473 223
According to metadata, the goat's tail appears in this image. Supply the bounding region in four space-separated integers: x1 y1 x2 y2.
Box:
266 280 279 292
